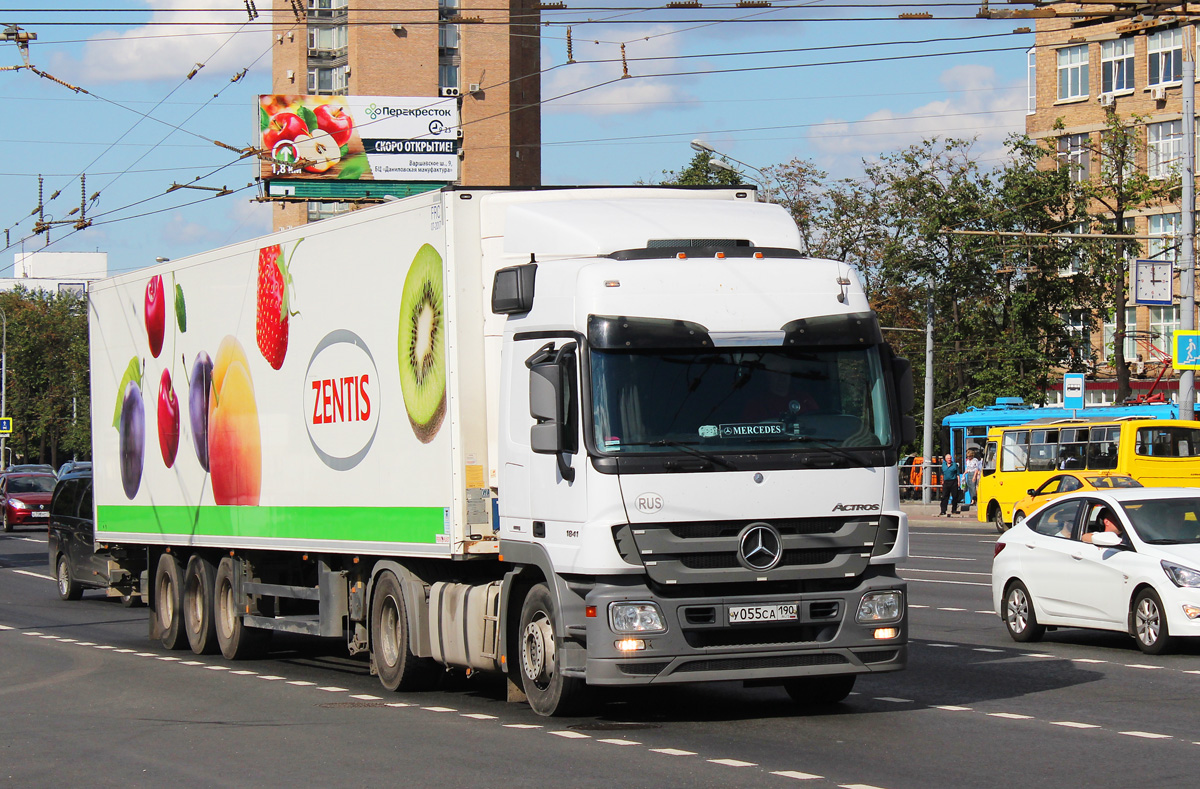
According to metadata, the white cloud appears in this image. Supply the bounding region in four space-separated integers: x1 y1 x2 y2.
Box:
806 64 1026 165
49 1 272 84
161 211 213 245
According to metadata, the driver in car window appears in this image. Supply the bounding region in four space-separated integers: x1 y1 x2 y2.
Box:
1081 507 1123 544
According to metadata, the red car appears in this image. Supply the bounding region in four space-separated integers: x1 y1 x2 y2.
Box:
2 472 57 531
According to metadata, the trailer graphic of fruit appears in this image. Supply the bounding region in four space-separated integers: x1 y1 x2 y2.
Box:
397 244 446 443
208 336 262 506
256 241 301 370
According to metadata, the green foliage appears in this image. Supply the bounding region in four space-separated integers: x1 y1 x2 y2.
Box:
0 287 90 467
660 150 745 187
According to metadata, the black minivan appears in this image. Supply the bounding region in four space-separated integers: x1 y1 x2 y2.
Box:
47 466 106 600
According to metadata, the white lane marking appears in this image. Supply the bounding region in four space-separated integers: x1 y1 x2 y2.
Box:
135 652 156 657
422 706 455 712
550 731 590 739
1121 731 1172 739
1071 658 1107 664
937 608 967 612
909 604 929 609
39 635 60 639
157 656 181 662
903 568 991 577
318 686 348 692
258 675 285 680
504 723 541 729
93 645 115 650
975 611 995 615
205 666 230 672
461 713 497 720
114 649 136 654
350 694 381 701
934 705 972 711
909 555 976 561
181 661 204 666
385 702 412 708
75 641 95 646
928 643 957 648
651 748 696 756
772 771 823 780
286 681 315 686
709 758 755 767
599 738 641 746
840 784 889 789
875 697 912 703
230 670 257 675
1051 721 1100 729
17 537 41 543
59 638 77 643
1023 653 1055 659
899 577 991 587
0 624 12 631
1125 664 1161 670
974 648 1004 653
989 713 1033 720
23 632 43 636
910 531 988 537
1185 671 1200 676
13 570 53 581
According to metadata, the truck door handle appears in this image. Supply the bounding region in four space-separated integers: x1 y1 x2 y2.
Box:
533 521 545 539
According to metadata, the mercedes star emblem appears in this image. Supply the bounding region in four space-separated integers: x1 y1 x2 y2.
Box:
737 522 783 571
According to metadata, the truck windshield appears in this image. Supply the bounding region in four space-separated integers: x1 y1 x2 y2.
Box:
590 345 893 454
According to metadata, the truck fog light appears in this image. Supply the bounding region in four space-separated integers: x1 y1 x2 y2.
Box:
609 602 666 634
857 591 903 623
873 627 899 640
1183 604 1200 620
615 638 645 652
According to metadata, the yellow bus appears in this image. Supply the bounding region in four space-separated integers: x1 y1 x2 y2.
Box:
977 417 1200 531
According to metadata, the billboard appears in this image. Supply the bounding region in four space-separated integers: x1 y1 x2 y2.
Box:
258 95 460 182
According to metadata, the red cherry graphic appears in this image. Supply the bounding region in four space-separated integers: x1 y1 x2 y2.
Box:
145 275 166 358
157 368 180 468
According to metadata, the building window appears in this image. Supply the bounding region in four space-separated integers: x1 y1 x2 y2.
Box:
1061 310 1091 366
1027 48 1037 114
439 24 459 50
439 62 459 91
1057 44 1089 100
1148 120 1183 179
1101 37 1134 94
308 25 347 56
1149 305 1180 353
307 202 353 223
1059 221 1087 276
1148 28 1183 86
1104 306 1138 362
307 0 348 16
1149 212 1181 263
1057 133 1090 182
308 65 348 95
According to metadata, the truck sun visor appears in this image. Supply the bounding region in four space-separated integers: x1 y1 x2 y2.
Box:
588 314 713 349
780 312 882 347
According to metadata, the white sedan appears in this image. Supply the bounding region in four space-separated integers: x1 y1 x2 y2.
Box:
992 488 1200 655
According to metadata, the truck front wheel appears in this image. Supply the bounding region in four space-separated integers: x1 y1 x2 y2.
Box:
371 571 435 691
154 553 188 650
518 583 586 717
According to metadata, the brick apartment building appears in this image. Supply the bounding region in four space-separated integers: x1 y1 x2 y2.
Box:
269 0 541 229
1028 7 1197 404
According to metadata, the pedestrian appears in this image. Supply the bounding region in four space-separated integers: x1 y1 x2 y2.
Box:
963 448 982 511
939 452 961 516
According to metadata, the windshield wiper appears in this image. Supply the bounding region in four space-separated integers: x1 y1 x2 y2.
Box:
763 434 879 469
620 440 737 470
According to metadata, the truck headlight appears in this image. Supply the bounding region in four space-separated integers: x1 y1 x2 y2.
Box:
1162 560 1200 588
857 591 903 623
609 602 666 634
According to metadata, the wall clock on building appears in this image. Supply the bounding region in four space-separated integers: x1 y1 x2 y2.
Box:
1134 259 1173 305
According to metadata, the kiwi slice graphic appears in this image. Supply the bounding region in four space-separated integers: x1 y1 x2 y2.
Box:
398 243 447 443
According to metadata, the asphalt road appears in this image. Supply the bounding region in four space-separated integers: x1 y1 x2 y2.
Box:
4 513 1200 788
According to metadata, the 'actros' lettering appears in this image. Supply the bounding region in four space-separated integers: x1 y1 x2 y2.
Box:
832 503 881 512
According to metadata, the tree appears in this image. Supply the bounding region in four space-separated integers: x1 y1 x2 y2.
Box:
660 150 745 187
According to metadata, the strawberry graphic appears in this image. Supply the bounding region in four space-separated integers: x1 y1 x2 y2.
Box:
256 241 300 370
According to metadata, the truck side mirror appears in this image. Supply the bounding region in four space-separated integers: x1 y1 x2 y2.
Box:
890 353 916 444
527 342 578 482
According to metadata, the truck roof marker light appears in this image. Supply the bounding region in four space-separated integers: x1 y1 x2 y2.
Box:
715 252 726 259
585 605 597 617
604 280 620 288
676 252 687 259
873 627 899 640
754 251 764 259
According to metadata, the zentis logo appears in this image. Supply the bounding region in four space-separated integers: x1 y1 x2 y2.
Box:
832 503 881 512
304 330 380 470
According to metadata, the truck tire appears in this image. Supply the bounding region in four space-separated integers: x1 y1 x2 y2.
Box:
518 583 587 717
56 555 82 601
784 674 856 705
154 553 188 650
214 556 269 660
183 555 219 655
371 571 435 692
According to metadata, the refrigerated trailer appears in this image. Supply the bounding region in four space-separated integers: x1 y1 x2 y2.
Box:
83 186 915 715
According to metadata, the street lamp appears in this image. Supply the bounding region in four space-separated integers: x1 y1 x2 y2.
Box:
689 139 775 203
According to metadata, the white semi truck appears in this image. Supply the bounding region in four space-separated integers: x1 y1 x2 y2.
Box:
84 186 914 715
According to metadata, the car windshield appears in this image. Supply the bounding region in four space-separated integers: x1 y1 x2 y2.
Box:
8 475 56 494
1120 497 1200 544
591 344 893 453
1085 476 1142 489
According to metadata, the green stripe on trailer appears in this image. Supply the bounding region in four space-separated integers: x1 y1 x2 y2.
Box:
96 505 446 544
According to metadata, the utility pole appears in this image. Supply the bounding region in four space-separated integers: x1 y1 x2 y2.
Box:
922 282 935 504
1181 29 1196 418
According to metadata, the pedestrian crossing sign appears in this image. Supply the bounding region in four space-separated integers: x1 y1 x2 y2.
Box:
1175 331 1200 371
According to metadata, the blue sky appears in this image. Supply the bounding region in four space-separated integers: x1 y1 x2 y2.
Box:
0 1 1032 275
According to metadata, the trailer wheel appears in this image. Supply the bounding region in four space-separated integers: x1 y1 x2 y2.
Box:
56 555 82 601
371 571 435 692
518 583 586 717
214 556 269 660
154 553 188 650
183 555 219 655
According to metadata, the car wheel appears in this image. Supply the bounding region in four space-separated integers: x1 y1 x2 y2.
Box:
784 674 856 706
56 555 82 601
2 509 10 532
1003 581 1045 642
1133 588 1173 655
990 503 1007 534
1013 511 1026 527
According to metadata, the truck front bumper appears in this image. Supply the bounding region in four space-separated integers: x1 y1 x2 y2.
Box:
580 572 906 685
